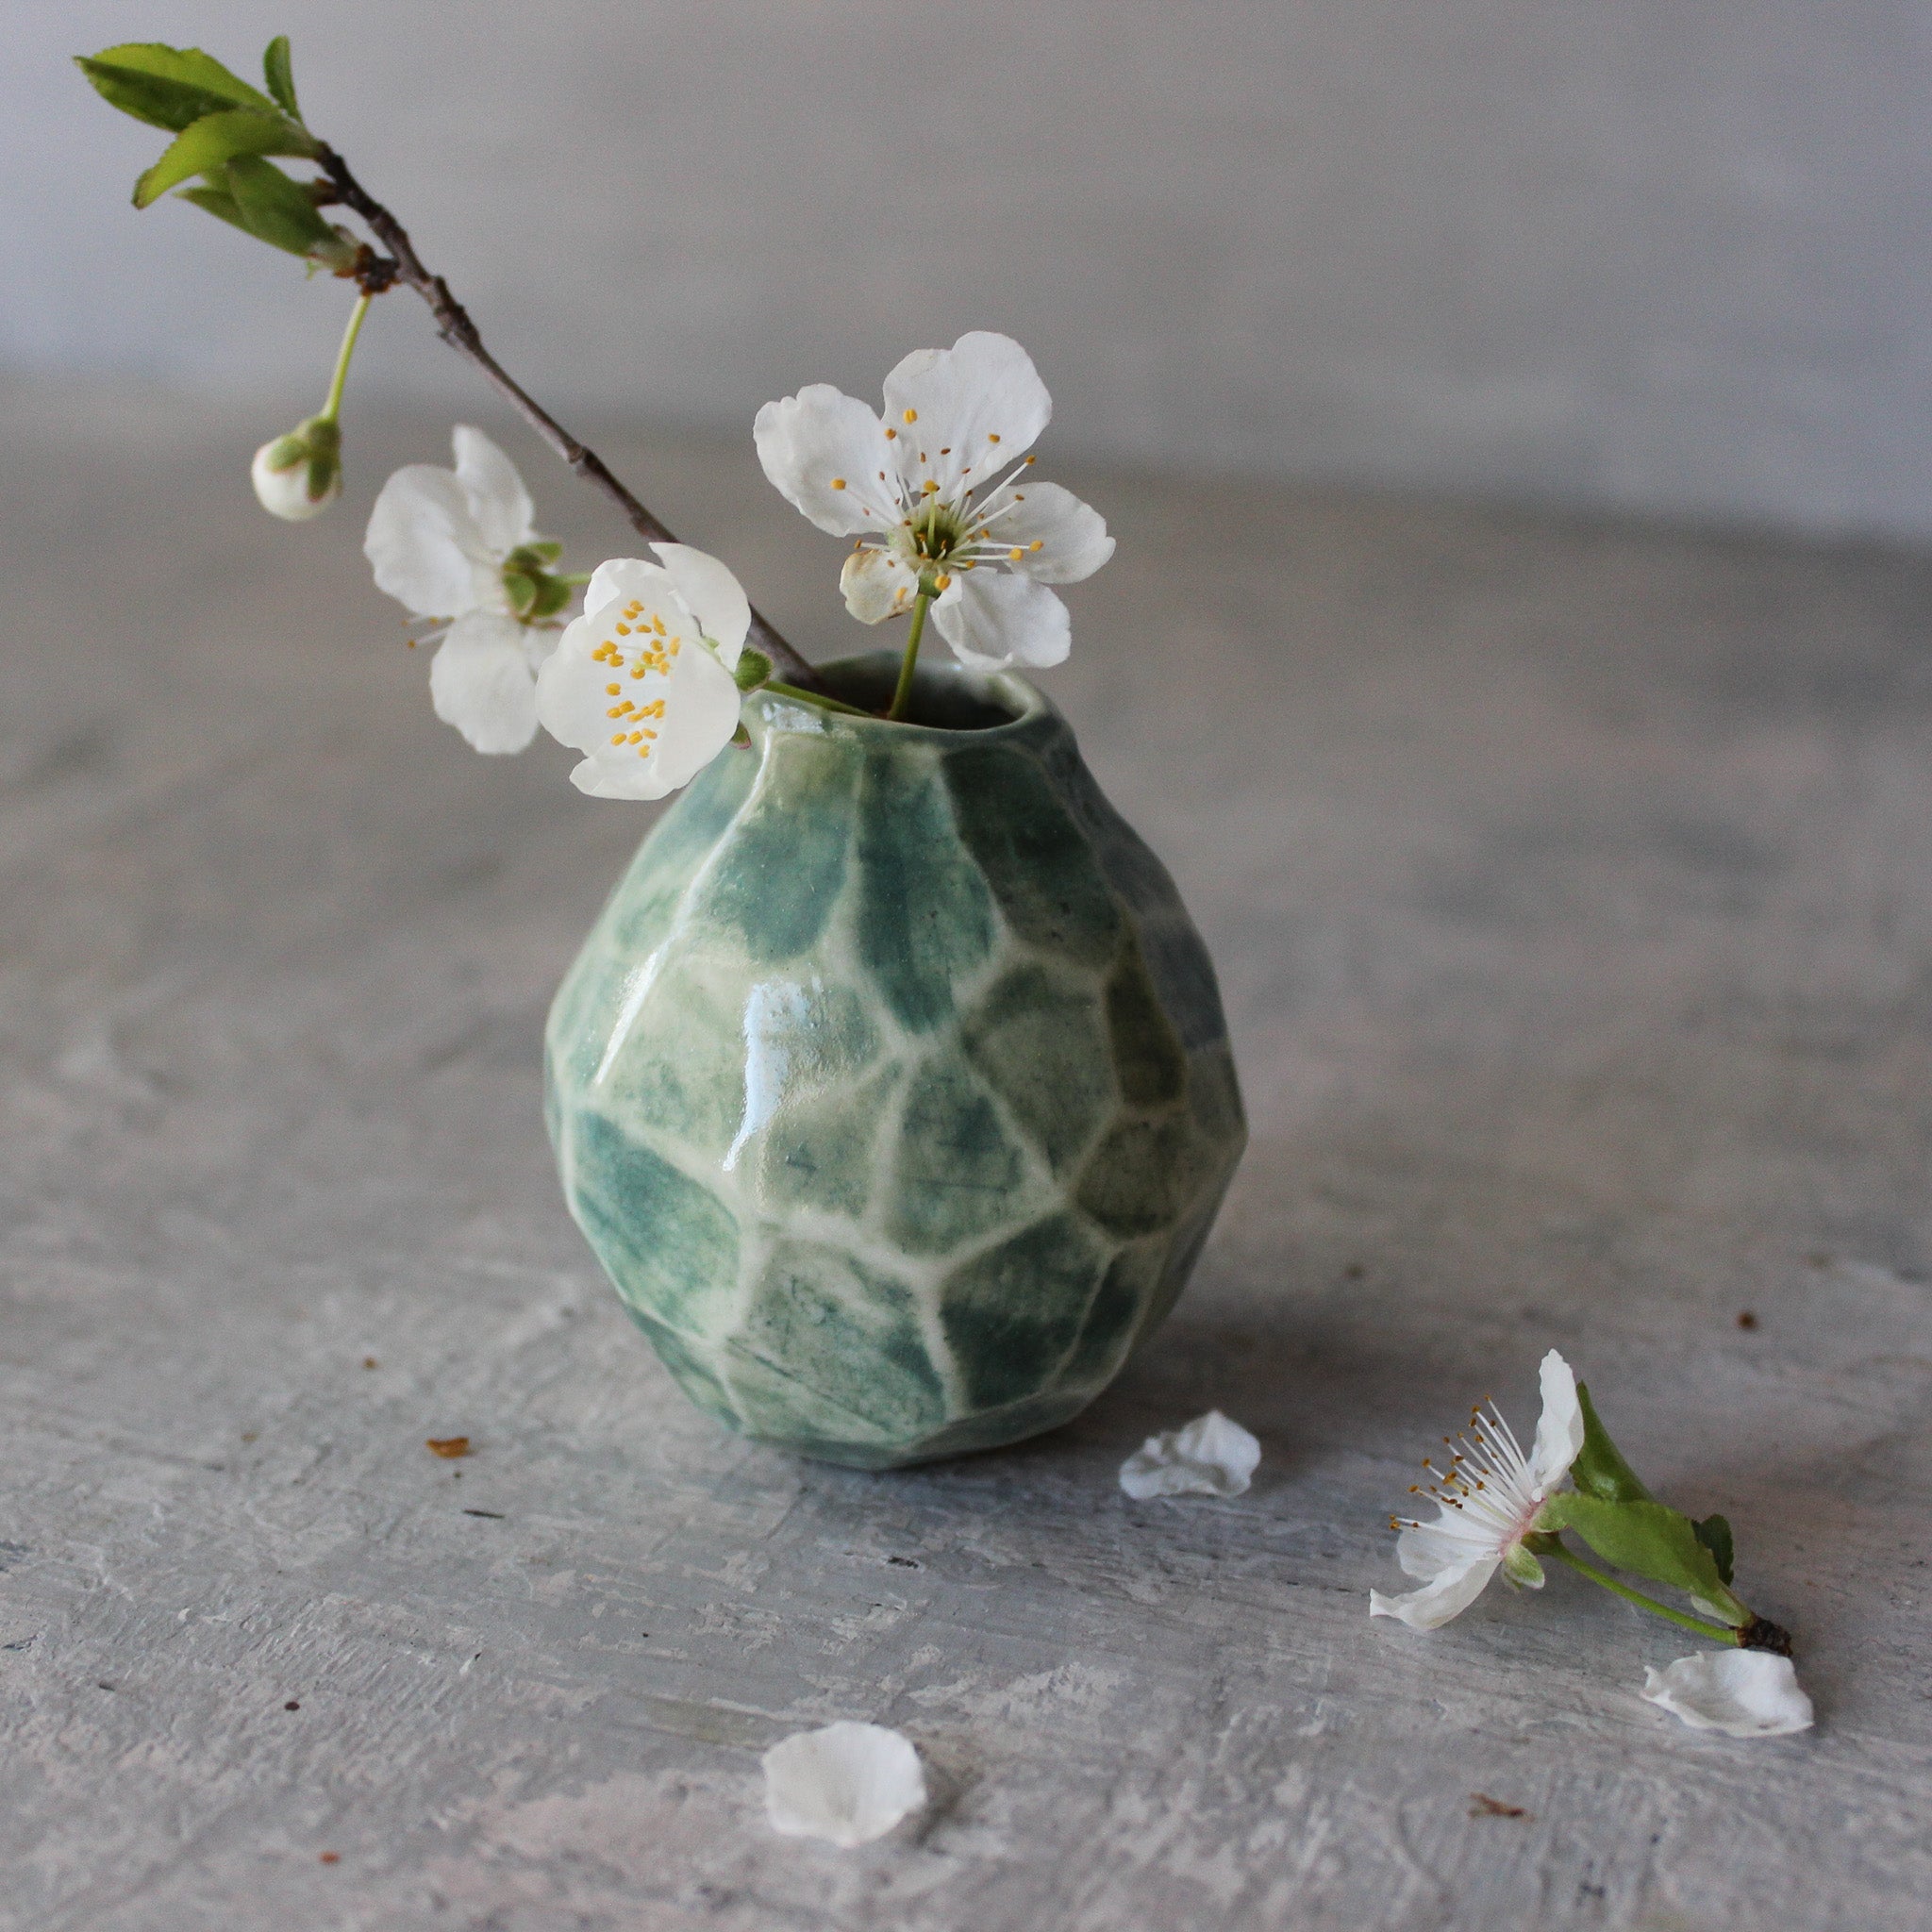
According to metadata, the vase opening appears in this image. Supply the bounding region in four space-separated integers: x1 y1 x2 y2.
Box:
808 653 1025 732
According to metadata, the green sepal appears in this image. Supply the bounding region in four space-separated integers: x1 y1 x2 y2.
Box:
262 36 301 120
134 108 318 209
1541 1492 1749 1626
1501 1541 1545 1589
219 155 336 256
76 42 275 131
504 542 563 575
502 571 539 618
1569 1382 1655 1504
526 575 574 621
1693 1512 1736 1587
733 647 774 692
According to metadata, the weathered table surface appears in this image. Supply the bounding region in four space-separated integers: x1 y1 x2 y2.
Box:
5 380 1931 1931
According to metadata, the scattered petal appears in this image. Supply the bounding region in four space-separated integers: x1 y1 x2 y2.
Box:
762 1721 925 1847
425 1437 471 1458
1119 1410 1260 1500
1641 1651 1814 1738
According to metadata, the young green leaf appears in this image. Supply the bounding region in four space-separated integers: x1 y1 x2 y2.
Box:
175 183 253 237
75 42 275 131
224 156 336 256
1569 1382 1655 1504
133 108 319 209
262 36 301 120
1693 1512 1736 1587
1541 1492 1750 1626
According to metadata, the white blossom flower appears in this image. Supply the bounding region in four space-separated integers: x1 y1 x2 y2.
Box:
1371 1350 1585 1631
754 331 1113 672
1641 1651 1814 1738
1119 1410 1261 1500
364 426 565 755
534 542 749 801
252 415 341 522
762 1721 926 1848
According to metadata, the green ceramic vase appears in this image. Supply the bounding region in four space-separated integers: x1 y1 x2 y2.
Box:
544 652 1245 1468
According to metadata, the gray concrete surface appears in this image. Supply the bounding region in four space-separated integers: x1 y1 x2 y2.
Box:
4 381 1932 1928
12 0 1932 538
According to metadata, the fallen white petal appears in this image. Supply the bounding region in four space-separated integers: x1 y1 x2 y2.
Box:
1641 1651 1814 1738
1119 1410 1260 1500
762 1721 926 1848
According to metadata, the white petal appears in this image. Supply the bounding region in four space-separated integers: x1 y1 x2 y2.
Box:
983 479 1114 584
536 586 741 802
651 541 751 667
882 332 1052 501
932 571 1071 671
583 556 673 619
428 610 538 754
755 385 900 536
1370 1556 1501 1630
251 440 339 522
1118 1411 1261 1500
1395 1510 1508 1582
1641 1652 1814 1738
840 546 919 625
451 425 536 556
762 1721 926 1849
365 463 494 618
1529 1350 1585 1492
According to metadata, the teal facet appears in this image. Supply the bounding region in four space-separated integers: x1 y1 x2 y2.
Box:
545 653 1246 1467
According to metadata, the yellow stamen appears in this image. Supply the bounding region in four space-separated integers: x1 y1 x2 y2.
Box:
903 408 917 424
1009 547 1024 560
935 572 952 590
606 683 621 696
988 432 1001 443
831 478 846 491
922 479 940 494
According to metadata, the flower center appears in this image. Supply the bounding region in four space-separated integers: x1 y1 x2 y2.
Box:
587 597 685 762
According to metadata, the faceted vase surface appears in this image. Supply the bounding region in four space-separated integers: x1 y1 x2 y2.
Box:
544 652 1246 1468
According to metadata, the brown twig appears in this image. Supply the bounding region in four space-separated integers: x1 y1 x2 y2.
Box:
313 143 820 690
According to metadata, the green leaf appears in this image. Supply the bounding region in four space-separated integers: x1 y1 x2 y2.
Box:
220 156 335 256
134 108 319 209
262 36 301 120
1569 1382 1655 1505
1693 1512 1736 1587
76 42 275 131
174 183 253 237
1542 1492 1749 1626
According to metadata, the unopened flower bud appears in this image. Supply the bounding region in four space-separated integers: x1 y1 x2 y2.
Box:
732 646 773 692
252 414 342 522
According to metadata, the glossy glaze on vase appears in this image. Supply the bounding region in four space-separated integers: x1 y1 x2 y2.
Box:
544 652 1245 1467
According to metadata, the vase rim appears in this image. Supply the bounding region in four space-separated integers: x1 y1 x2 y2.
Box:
743 649 1056 742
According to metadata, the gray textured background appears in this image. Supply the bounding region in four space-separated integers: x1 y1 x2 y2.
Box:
9 0 1932 539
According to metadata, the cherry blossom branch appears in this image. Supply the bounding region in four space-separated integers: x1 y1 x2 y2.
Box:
312 142 821 691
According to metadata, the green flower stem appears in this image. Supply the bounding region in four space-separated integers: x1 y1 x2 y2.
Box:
1542 1540 1743 1645
887 585 936 723
319 290 372 425
763 680 874 719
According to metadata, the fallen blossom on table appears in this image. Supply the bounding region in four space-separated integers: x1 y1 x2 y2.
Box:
1119 1410 1260 1500
761 1721 926 1848
1641 1651 1814 1738
1371 1349 1582 1629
